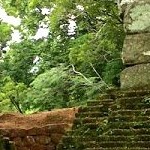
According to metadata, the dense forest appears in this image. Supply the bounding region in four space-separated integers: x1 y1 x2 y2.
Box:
0 0 125 114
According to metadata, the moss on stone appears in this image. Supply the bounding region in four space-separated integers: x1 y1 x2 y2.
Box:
129 4 150 32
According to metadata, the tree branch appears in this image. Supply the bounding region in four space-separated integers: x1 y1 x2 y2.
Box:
89 63 109 88
71 64 92 84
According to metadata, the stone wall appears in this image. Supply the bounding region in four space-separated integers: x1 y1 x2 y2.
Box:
120 0 150 89
0 108 78 150
0 124 69 150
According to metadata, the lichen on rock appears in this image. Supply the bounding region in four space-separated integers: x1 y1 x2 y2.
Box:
120 63 150 89
128 3 150 32
120 0 150 33
122 33 150 65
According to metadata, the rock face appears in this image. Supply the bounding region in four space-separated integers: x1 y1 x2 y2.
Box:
120 64 150 89
120 0 150 89
0 108 78 150
122 33 150 65
121 0 150 33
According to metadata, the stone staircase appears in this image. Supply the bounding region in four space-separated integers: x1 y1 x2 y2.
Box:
57 89 150 150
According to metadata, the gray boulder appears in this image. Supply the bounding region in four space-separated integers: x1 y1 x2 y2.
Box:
122 33 150 65
120 63 150 89
120 0 150 33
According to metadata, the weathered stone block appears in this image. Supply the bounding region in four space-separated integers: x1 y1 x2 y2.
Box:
120 63 150 89
23 136 35 146
122 33 150 65
35 135 51 145
120 0 150 33
51 133 62 144
13 137 23 147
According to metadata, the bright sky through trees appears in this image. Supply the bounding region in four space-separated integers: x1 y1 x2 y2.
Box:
0 7 50 42
0 7 21 26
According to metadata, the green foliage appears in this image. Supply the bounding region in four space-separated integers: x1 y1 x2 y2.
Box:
0 23 11 43
2 40 39 85
22 65 107 112
0 77 27 113
24 66 70 111
103 59 124 86
0 0 125 113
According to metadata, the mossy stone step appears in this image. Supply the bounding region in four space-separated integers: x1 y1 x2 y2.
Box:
112 90 150 98
66 128 103 137
57 142 80 150
61 136 97 144
109 115 150 122
107 129 150 136
57 90 150 150
111 109 150 116
75 122 101 129
87 100 114 106
116 96 146 104
76 111 109 118
78 106 110 113
74 117 105 125
98 94 112 99
83 141 150 148
85 148 150 150
97 135 150 142
108 121 150 129
61 135 150 144
71 124 102 134
111 103 150 110
57 136 85 150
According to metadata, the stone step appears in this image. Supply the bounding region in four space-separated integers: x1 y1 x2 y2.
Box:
111 90 150 98
109 121 150 129
85 148 150 150
97 135 150 142
111 109 150 116
58 140 141 150
57 89 150 150
109 115 150 122
87 100 114 106
75 122 100 129
76 122 100 129
57 143 76 150
116 96 146 104
111 103 150 110
78 105 110 113
83 141 150 148
74 117 105 125
76 111 109 118
98 94 112 99
107 129 150 136
62 135 150 143
61 136 96 144
66 128 102 137
72 122 102 131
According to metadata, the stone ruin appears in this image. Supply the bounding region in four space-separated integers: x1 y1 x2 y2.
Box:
57 1 150 149
120 0 150 89
0 108 78 150
1 1 150 150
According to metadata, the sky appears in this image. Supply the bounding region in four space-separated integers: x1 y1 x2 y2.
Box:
0 7 21 26
0 7 50 43
0 5 79 43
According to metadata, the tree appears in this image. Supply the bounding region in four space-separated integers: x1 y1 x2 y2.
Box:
0 76 27 113
22 65 107 112
0 0 125 113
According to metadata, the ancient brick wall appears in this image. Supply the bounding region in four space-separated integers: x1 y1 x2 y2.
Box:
0 108 78 150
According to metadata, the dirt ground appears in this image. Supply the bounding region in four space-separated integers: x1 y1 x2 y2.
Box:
0 108 78 129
